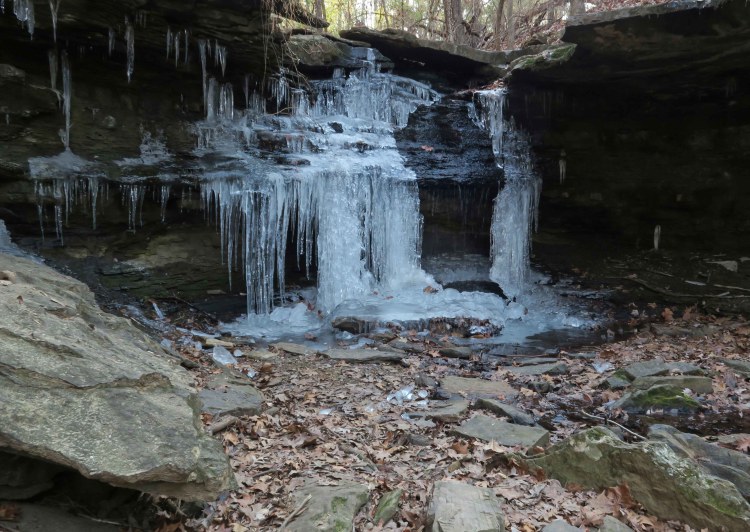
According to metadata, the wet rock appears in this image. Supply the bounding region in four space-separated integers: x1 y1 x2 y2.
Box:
415 373 439 389
599 516 634 532
426 481 505 532
369 331 398 343
246 349 278 360
407 399 469 423
286 34 393 73
322 348 404 363
203 337 234 348
509 362 568 376
721 358 750 378
440 376 517 399
0 254 235 501
542 520 582 532
285 481 369 532
648 424 750 499
525 427 750 531
611 384 702 413
454 415 549 448
718 433 750 447
631 375 713 395
272 342 318 356
439 346 472 359
199 373 264 418
474 398 536 426
374 489 402 525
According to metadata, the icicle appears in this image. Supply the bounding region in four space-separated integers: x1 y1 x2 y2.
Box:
174 32 180 67
125 18 134 82
559 149 566 185
216 44 227 76
159 185 170 223
183 29 189 65
108 27 115 57
654 225 661 251
166 26 172 59
1 0 4 14
13 0 35 38
48 49 58 94
48 0 61 43
198 39 207 109
60 50 71 150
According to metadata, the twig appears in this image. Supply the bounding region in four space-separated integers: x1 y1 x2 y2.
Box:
280 494 311 529
622 277 750 299
209 415 239 435
579 410 646 441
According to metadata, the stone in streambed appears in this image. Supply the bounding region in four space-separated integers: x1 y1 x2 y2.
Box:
525 427 750 531
453 415 549 448
426 481 505 532
199 373 264 417
272 342 319 356
438 346 472 359
406 399 469 423
285 481 369 532
474 398 536 426
542 521 583 532
440 376 516 398
322 348 403 363
631 375 713 394
611 384 702 413
374 489 402 525
599 516 634 532
508 362 568 376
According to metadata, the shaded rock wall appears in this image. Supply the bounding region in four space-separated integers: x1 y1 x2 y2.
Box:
506 0 750 255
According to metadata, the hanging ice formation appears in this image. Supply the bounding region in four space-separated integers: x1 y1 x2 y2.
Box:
472 89 541 299
60 50 71 149
107 27 115 56
48 0 61 42
125 18 134 82
199 64 438 314
12 0 35 37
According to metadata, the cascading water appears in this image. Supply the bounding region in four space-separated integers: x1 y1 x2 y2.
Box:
472 89 541 299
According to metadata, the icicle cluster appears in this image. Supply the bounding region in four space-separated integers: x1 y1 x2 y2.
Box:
12 0 35 37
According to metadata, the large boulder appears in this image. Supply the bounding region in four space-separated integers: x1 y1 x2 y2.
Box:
525 427 750 531
0 253 235 501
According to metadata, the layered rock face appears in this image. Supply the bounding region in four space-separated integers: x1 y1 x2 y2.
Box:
506 0 750 254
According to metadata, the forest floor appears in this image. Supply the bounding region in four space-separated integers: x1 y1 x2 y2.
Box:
147 291 750 531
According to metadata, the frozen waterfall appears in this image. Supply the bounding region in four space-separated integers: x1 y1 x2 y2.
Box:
472 89 541 299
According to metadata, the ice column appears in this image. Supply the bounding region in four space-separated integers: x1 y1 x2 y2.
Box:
473 89 541 299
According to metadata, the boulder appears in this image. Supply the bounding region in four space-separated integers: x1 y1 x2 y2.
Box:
611 384 702 413
0 253 234 501
648 424 750 499
426 481 505 532
374 489 402 525
525 427 750 531
285 481 369 532
453 415 549 448
599 516 634 532
631 375 713 395
722 358 750 378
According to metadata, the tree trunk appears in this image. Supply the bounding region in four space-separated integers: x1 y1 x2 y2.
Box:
494 0 507 49
505 0 515 48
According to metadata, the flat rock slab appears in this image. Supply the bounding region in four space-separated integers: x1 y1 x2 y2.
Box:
406 400 469 423
648 424 750 499
508 362 568 376
272 342 319 356
440 376 516 399
454 415 549 448
631 375 713 394
322 348 404 363
0 254 234 501
286 481 369 532
622 357 702 379
511 357 559 366
199 373 264 417
474 398 536 426
599 516 634 532
427 481 505 532
525 427 750 531
542 520 583 532
439 346 472 359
